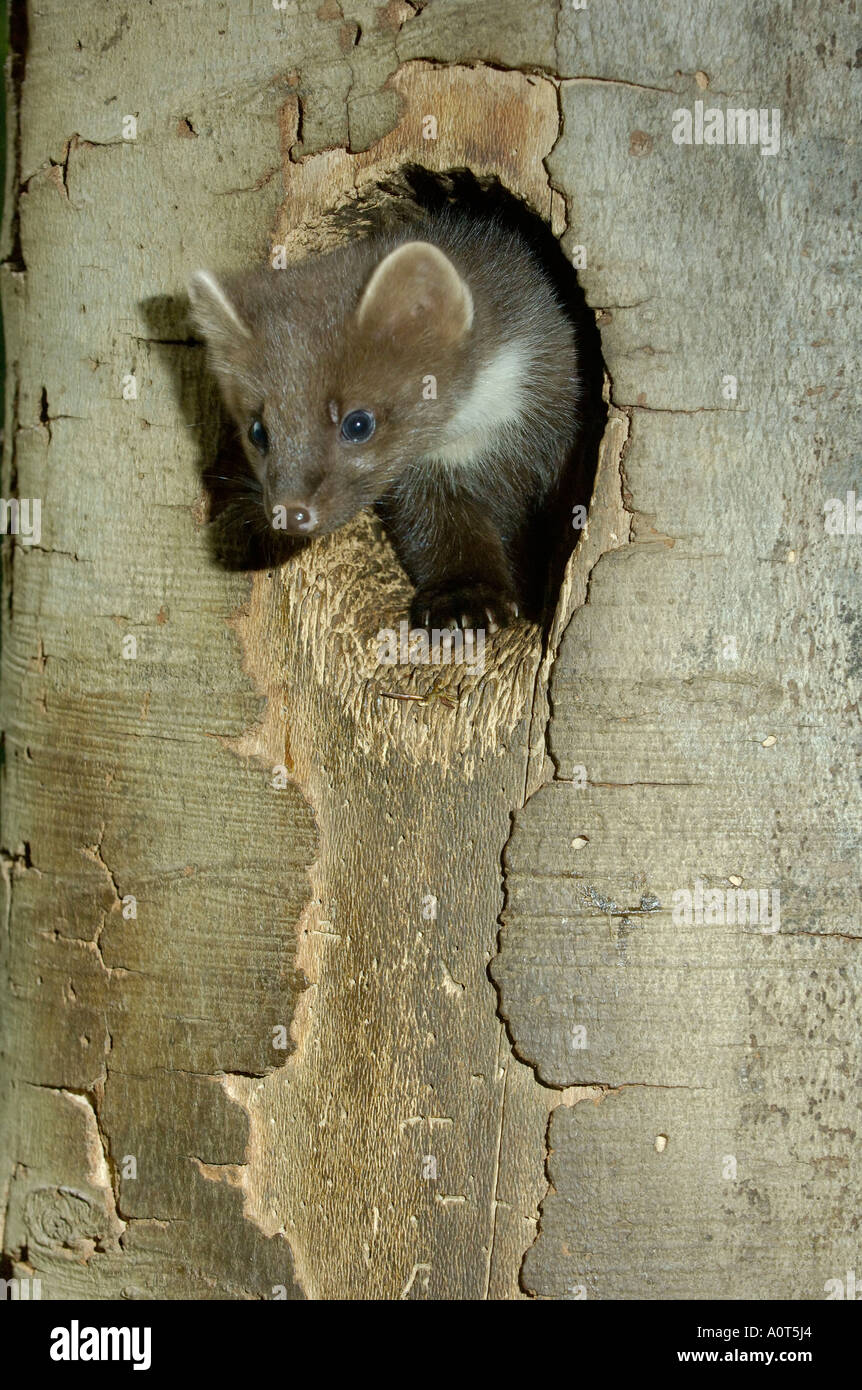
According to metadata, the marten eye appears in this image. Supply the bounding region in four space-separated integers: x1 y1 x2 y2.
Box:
248 418 269 454
340 409 376 444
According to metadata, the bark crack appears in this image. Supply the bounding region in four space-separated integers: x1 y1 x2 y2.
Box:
2 0 29 274
26 1079 126 1245
489 80 635 1299
81 825 123 905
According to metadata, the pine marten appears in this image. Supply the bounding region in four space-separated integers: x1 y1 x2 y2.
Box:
188 168 601 631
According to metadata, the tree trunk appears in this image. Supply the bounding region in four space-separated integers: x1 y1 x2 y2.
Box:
1 0 858 1301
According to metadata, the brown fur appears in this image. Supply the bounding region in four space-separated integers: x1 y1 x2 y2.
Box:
188 179 592 629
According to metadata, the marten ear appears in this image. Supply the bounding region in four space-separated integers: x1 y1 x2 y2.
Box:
355 242 474 348
187 270 253 369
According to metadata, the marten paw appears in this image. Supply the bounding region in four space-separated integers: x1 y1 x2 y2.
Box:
411 582 520 634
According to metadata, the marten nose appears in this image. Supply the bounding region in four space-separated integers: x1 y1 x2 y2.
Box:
271 502 318 535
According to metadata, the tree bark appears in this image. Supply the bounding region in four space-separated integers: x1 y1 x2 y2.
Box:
1 0 858 1301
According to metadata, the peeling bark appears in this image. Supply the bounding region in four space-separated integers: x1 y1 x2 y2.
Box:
2 0 857 1303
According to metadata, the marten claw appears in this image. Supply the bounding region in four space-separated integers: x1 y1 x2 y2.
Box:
411 583 520 633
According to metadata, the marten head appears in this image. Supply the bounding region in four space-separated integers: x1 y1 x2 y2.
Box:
188 241 476 537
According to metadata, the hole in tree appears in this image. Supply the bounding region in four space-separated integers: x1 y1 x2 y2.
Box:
196 164 607 632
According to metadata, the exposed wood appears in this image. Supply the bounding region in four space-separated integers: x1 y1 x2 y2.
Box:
0 3 623 1299
224 58 626 1301
2 0 857 1303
